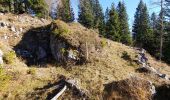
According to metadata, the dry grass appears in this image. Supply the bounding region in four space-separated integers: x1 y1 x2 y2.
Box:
0 14 170 99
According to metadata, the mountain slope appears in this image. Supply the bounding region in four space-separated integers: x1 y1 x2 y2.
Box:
0 13 170 99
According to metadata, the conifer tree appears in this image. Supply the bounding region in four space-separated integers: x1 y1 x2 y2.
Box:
105 7 110 22
132 0 151 47
0 0 14 12
150 12 157 30
117 1 132 45
149 12 160 57
93 0 105 35
27 0 48 18
57 0 74 22
165 0 170 18
78 0 94 28
105 3 120 41
0 0 48 18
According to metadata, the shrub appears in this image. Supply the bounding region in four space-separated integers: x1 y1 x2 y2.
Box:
3 51 16 64
121 51 131 61
101 39 107 48
52 20 69 36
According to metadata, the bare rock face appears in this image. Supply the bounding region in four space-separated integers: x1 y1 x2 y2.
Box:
50 20 102 65
103 77 154 100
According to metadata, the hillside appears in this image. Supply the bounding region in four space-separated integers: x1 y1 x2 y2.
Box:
0 13 170 100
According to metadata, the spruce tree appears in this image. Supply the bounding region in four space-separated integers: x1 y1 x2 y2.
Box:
117 1 132 45
165 0 170 18
149 12 160 57
164 22 170 63
57 0 74 22
132 0 151 48
105 3 120 41
150 12 157 30
93 0 105 35
27 0 48 18
78 0 94 28
0 0 14 12
105 7 110 22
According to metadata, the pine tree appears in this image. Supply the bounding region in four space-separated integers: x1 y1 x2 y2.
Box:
78 0 94 28
117 1 132 45
164 22 170 63
150 12 157 30
14 0 26 14
165 0 170 18
132 0 151 48
105 3 120 41
149 12 160 57
105 7 110 22
92 0 105 35
0 0 14 12
57 0 74 22
27 0 48 18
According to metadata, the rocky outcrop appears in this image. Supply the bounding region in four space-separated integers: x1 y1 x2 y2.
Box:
50 20 102 65
136 48 170 81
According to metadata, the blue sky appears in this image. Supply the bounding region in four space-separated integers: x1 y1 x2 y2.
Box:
71 0 160 30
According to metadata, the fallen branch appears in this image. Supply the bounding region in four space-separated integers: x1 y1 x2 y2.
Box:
51 85 67 100
50 79 88 100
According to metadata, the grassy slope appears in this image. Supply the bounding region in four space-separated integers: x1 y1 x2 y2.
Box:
0 14 170 99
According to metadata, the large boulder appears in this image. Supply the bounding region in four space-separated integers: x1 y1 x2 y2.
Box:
103 77 155 100
50 20 102 65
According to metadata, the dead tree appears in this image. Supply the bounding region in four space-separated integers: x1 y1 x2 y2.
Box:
151 0 165 61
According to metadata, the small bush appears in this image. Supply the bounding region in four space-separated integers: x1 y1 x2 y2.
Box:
101 39 107 48
27 68 36 75
52 20 69 36
3 51 16 64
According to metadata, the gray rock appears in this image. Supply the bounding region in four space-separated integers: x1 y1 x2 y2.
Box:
0 13 4 15
11 26 16 32
3 34 8 40
37 47 47 60
0 22 5 27
149 81 156 95
14 31 20 37
0 49 3 65
19 28 23 32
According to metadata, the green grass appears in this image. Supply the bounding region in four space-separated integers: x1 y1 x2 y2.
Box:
0 67 11 91
52 20 70 36
3 51 16 64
